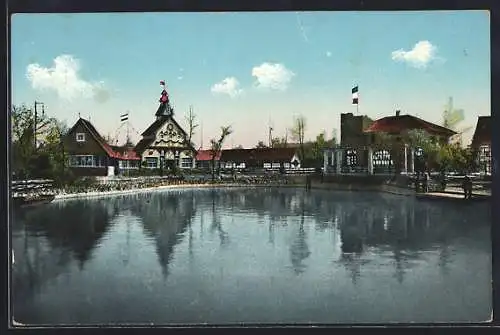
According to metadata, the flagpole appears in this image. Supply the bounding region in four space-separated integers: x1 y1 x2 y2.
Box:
126 112 130 178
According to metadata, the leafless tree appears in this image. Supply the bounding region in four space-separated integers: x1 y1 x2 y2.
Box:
185 105 199 145
209 125 233 181
290 115 307 160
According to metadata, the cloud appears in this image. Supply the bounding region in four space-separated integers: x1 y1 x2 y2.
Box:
177 76 183 80
251 62 295 91
391 40 441 69
211 77 243 98
26 54 110 102
326 51 332 57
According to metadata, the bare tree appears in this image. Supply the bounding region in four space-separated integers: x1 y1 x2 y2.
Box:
185 105 199 145
209 125 233 181
290 115 307 160
255 141 268 148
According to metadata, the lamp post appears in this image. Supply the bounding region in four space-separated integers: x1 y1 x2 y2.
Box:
33 101 45 150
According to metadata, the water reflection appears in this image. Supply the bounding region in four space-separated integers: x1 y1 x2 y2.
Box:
11 188 491 324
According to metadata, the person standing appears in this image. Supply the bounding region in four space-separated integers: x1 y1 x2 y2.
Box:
423 171 429 193
463 175 472 199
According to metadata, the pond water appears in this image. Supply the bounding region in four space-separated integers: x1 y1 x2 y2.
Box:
11 187 492 325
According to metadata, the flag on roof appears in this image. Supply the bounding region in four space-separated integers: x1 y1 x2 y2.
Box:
352 85 359 105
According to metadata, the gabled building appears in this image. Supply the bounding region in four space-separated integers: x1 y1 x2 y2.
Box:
220 147 301 170
471 116 491 174
64 118 140 177
134 82 197 170
364 111 456 141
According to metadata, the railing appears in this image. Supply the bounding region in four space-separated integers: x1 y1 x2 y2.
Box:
11 179 55 198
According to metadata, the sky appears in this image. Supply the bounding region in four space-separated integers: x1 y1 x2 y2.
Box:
11 11 490 148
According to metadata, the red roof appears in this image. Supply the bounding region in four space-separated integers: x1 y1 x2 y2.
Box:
196 149 220 161
471 116 491 147
111 145 142 161
363 114 456 137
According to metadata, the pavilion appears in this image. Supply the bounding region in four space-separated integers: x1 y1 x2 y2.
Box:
324 110 457 175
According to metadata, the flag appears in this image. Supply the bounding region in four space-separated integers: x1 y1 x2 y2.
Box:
352 86 359 105
160 80 165 87
120 113 129 122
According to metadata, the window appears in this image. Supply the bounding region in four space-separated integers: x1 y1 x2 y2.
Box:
120 160 139 169
345 149 358 166
68 155 104 168
373 150 392 167
145 157 158 169
76 133 85 142
479 145 491 174
181 157 193 168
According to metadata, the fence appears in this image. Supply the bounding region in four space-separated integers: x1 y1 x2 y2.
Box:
11 179 55 198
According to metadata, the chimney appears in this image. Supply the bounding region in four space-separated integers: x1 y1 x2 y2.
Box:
395 110 401 117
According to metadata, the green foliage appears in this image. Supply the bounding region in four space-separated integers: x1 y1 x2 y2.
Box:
310 131 327 166
11 104 70 182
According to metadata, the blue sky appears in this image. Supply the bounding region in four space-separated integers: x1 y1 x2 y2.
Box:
11 11 490 148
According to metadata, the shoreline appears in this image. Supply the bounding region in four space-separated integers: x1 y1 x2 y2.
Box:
49 180 490 203
52 182 420 202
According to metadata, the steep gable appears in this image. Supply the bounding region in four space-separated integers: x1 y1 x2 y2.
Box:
471 116 491 147
150 116 194 149
65 118 118 158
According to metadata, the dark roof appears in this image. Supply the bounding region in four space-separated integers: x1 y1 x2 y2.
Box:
220 148 298 162
140 115 189 139
141 119 164 137
196 149 220 161
471 116 491 147
134 138 155 153
67 118 141 160
363 114 457 137
72 118 118 158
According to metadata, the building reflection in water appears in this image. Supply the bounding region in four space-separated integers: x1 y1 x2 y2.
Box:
126 190 197 278
210 188 489 283
11 187 490 323
289 195 311 275
11 200 116 303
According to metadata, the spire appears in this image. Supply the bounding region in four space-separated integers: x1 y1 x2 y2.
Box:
156 80 173 120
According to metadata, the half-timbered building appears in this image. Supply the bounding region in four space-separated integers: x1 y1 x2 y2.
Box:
134 83 197 171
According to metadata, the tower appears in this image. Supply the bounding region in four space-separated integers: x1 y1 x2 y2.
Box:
156 80 174 120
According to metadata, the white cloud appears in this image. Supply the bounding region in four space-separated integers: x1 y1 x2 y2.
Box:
26 54 109 102
326 51 332 57
251 62 295 91
211 77 243 98
178 76 183 80
391 40 440 69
